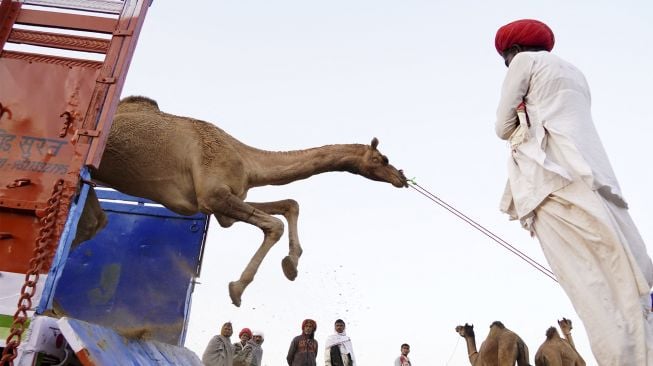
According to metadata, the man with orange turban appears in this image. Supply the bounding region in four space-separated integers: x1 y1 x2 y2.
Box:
495 19 653 365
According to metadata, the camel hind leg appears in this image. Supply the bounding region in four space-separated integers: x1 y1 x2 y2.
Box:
497 336 528 366
245 199 301 281
497 342 519 366
198 187 285 307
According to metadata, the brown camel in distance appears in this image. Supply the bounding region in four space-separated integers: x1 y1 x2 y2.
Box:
534 318 585 366
455 321 531 366
88 96 408 306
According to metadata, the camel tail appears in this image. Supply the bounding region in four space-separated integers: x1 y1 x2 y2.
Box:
517 338 532 366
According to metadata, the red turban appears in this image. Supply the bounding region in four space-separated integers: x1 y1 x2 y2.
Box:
495 19 555 55
239 328 252 338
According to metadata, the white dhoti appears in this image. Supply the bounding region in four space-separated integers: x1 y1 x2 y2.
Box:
532 181 653 366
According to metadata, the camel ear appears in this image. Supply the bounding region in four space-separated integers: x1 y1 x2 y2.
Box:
371 137 379 149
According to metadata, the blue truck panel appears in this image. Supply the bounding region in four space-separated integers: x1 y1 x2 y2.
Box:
45 187 208 346
58 317 202 366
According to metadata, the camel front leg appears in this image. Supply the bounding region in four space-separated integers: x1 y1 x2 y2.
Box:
246 199 301 281
199 189 285 307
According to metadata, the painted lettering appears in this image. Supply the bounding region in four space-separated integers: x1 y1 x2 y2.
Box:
12 159 68 175
0 129 16 152
18 136 67 159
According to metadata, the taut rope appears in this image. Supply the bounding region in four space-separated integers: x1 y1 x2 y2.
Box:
408 179 557 283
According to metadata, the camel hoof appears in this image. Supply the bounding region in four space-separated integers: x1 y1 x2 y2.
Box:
282 256 298 281
228 281 242 307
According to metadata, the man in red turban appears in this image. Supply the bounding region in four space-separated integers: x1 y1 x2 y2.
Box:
494 19 653 366
234 327 252 355
495 19 554 58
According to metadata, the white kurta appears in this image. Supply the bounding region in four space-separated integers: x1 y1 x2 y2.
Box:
496 51 653 366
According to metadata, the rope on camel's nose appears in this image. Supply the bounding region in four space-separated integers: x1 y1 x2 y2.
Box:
406 177 557 283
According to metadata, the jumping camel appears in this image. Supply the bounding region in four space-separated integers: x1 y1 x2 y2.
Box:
86 96 408 306
455 321 531 366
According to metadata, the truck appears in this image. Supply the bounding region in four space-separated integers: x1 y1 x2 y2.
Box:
0 1 208 364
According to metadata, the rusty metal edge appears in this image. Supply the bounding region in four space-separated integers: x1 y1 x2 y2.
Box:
0 49 103 68
23 0 124 15
16 8 118 34
8 28 110 54
0 197 46 211
76 349 96 366
85 0 151 168
0 0 21 52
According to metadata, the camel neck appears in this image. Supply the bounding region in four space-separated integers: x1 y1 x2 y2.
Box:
464 338 478 360
243 143 366 187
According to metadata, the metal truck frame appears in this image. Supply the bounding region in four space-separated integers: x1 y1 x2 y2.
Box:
0 1 208 364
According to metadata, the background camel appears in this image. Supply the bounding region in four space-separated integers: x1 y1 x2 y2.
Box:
455 321 531 366
534 318 585 366
85 96 407 306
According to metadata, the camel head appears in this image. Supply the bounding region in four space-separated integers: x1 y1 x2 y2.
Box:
455 323 475 338
557 318 572 333
357 138 408 188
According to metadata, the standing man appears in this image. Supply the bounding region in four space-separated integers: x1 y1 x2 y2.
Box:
394 344 411 366
252 331 264 365
494 18 653 365
202 322 235 366
233 330 263 366
325 319 356 366
287 319 318 366
234 328 252 355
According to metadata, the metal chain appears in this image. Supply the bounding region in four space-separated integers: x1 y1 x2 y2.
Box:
1 179 65 366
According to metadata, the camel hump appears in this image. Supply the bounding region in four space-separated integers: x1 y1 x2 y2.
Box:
490 320 505 329
117 95 160 113
545 326 559 340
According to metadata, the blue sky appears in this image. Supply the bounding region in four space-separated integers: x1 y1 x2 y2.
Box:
121 1 653 364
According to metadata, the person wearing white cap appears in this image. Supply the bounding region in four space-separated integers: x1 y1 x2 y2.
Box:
252 330 264 365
